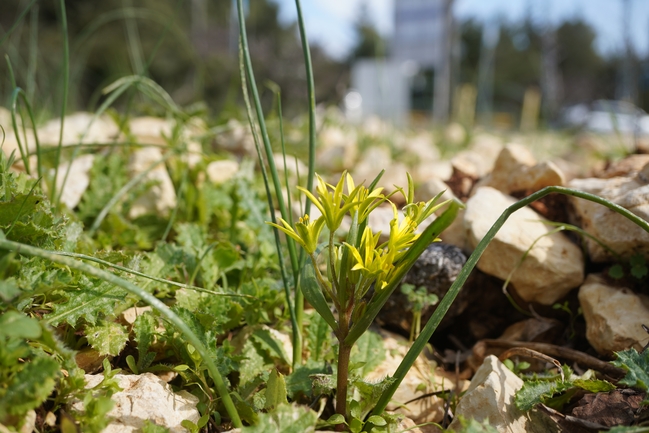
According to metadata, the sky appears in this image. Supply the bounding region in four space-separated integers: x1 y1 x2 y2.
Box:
274 0 649 60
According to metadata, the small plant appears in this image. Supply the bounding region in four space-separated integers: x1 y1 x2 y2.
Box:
400 283 439 342
552 301 583 340
269 171 453 424
609 254 649 281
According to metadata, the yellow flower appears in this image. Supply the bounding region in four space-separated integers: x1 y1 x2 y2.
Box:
298 173 358 232
267 214 325 255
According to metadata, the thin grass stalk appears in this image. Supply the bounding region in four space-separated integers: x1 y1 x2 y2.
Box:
0 236 242 428
26 4 38 103
238 38 301 368
236 0 302 366
53 251 251 298
236 0 300 276
52 0 70 206
0 0 38 47
9 88 41 177
88 151 174 236
368 186 649 424
293 0 317 348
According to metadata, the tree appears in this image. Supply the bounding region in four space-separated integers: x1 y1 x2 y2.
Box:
349 1 386 60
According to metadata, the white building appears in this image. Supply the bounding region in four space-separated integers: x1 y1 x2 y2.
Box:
348 0 452 125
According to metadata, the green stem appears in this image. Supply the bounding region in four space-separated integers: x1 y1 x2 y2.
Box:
0 237 242 428
335 340 352 428
52 0 69 206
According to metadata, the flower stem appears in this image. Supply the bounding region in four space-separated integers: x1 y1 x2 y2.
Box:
335 340 352 429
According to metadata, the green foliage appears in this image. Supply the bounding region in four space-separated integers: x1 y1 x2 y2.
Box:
264 369 288 410
85 320 129 356
609 254 649 281
240 403 319 433
515 365 616 412
612 348 649 391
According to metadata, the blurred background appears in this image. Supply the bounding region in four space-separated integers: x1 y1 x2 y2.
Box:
2 0 649 133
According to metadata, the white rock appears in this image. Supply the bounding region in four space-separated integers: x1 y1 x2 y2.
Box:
206 160 240 184
448 356 557 433
129 117 174 146
215 119 255 155
56 154 95 210
395 132 440 164
72 373 200 433
128 147 177 219
474 144 564 195
413 160 453 183
568 173 649 262
272 153 308 179
451 134 502 178
316 126 358 172
465 187 584 305
2 112 120 159
578 274 649 354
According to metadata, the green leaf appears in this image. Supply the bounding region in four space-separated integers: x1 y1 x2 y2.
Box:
515 379 573 411
86 321 129 356
612 348 649 391
325 414 345 425
44 277 131 326
609 264 625 279
134 313 156 371
455 417 500 433
0 355 59 420
306 310 333 362
631 264 648 279
285 361 328 399
240 403 318 433
351 330 385 377
251 327 291 368
0 311 42 339
300 256 337 332
573 378 616 393
607 427 649 433
265 369 289 410
366 415 386 426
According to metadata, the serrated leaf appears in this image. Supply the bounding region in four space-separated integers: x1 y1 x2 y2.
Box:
0 355 60 419
573 378 616 393
285 361 328 399
307 311 333 362
241 403 318 433
86 321 129 356
265 369 288 410
612 349 649 391
515 379 573 411
251 327 291 368
134 313 156 371
44 277 131 326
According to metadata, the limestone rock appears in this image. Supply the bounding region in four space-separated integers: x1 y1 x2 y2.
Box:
465 187 584 305
72 373 200 433
129 117 173 146
206 159 239 184
365 331 469 426
568 172 649 262
352 146 409 201
474 144 565 195
2 112 120 159
578 274 649 354
128 147 177 219
56 154 95 210
316 126 358 172
451 134 502 179
448 356 558 433
215 119 255 155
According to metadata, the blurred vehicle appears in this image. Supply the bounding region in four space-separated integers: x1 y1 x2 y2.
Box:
560 100 649 136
